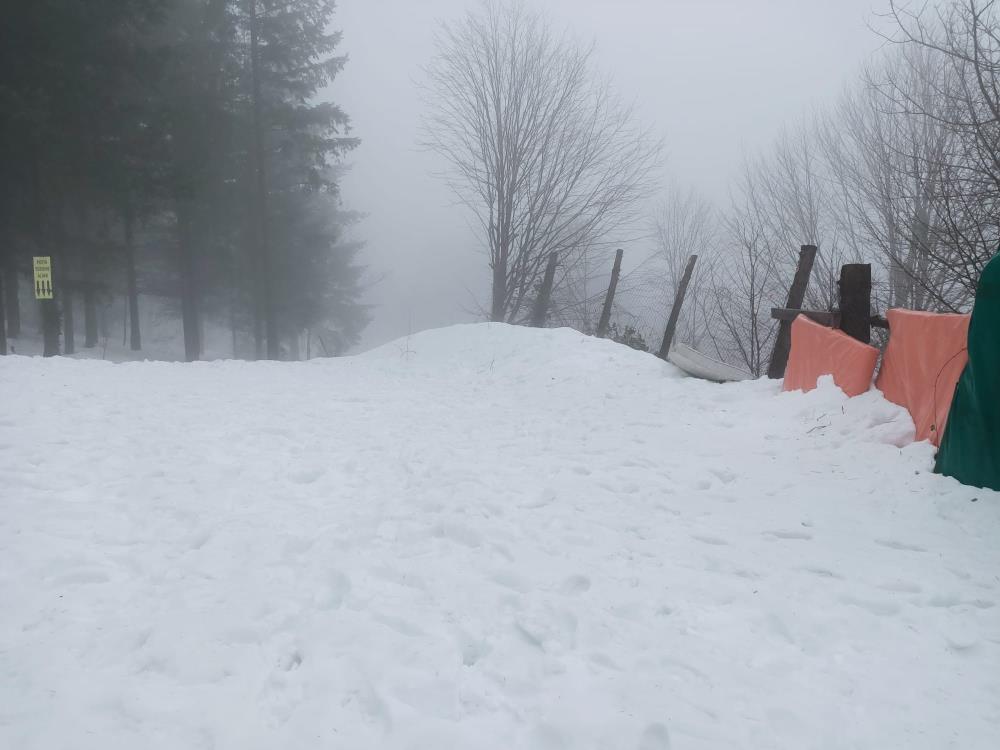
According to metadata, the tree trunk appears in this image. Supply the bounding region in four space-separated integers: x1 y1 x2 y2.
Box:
231 303 239 358
254 310 264 359
3 257 19 338
41 299 60 357
491 257 507 322
530 252 559 328
0 268 7 355
63 288 75 355
249 0 279 360
177 206 201 362
83 285 98 348
123 206 142 350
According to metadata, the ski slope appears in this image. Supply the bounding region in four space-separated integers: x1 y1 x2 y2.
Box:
1 324 998 749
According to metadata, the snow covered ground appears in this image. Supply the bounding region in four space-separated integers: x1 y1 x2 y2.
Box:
1 323 998 749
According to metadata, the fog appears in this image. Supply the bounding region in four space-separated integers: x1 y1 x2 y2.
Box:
333 0 884 350
4 3 998 743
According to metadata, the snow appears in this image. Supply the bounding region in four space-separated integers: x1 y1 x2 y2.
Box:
1 323 998 749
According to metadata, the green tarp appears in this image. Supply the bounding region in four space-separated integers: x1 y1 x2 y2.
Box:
935 254 1000 491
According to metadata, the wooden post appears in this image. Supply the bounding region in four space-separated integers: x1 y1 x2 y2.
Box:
839 263 872 344
767 245 817 379
596 249 624 338
531 251 559 328
657 254 698 359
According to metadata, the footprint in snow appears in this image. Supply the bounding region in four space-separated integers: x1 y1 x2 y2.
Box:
637 723 672 750
372 613 425 638
490 570 531 593
433 523 482 548
878 580 923 594
289 467 326 485
708 468 737 484
801 566 843 580
926 593 963 608
47 568 111 587
691 534 728 546
764 529 813 541
875 538 927 553
558 574 591 595
529 723 568 750
840 595 900 617
521 488 556 509
314 571 350 610
589 652 623 671
457 635 491 667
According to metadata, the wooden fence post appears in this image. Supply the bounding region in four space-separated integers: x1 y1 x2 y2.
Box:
767 245 817 379
531 251 559 328
596 249 624 338
839 263 872 344
657 254 698 359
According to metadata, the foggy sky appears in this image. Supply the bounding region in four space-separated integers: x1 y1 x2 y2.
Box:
330 0 886 351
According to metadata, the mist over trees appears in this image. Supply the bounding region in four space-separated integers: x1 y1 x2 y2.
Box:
688 0 1000 375
0 0 367 361
1 0 996 367
413 0 1000 377
554 0 1000 376
422 0 661 326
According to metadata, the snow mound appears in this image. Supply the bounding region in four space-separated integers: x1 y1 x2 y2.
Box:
1 323 997 750
359 322 684 379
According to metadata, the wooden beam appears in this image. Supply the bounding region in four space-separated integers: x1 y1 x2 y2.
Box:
657 254 698 359
767 245 818 379
596 249 624 338
771 308 841 327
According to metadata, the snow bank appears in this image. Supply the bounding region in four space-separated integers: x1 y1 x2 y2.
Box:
1 324 997 750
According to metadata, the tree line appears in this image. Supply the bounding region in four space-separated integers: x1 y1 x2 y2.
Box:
0 0 368 360
424 0 1000 376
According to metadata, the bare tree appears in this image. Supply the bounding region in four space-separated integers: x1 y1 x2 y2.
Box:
750 125 854 310
422 0 661 323
882 0 1000 296
820 45 965 311
709 169 783 377
650 187 717 350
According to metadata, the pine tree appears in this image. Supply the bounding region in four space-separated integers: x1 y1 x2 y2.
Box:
241 0 361 358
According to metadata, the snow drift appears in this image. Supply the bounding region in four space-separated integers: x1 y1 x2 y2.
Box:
1 323 997 749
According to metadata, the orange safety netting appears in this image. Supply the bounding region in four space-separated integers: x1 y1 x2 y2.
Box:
783 316 879 398
875 309 971 446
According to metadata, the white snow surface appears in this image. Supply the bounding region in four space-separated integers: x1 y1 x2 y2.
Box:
1 323 998 749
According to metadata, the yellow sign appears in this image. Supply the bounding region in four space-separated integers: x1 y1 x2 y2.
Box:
33 256 53 300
